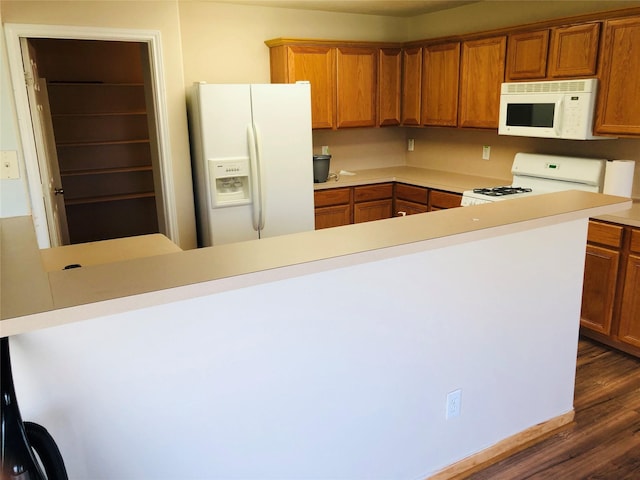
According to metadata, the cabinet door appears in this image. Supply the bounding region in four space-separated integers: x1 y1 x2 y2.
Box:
595 16 640 136
401 47 422 125
580 244 620 335
287 45 335 129
430 190 461 210
422 42 460 127
505 29 549 81
354 199 393 223
336 47 377 128
395 199 428 216
378 48 402 126
315 205 351 229
548 23 600 78
618 254 640 347
459 36 506 129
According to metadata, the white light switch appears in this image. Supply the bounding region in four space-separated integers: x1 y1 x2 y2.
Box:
0 151 20 179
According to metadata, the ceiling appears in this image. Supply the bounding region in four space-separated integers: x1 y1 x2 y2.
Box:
212 0 481 17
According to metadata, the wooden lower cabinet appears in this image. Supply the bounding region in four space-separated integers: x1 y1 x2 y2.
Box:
430 190 462 210
395 199 428 216
395 183 428 216
618 230 640 347
314 187 351 229
581 244 620 335
354 183 393 223
314 182 462 228
581 221 640 357
315 205 351 229
354 199 393 223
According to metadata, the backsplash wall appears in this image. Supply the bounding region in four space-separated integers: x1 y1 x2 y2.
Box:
312 128 406 173
407 129 640 198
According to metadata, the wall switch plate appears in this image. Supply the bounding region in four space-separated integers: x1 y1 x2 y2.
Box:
482 145 490 160
446 389 462 419
0 151 20 179
408 138 415 152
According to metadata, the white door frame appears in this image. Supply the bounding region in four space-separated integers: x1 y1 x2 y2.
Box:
4 23 178 248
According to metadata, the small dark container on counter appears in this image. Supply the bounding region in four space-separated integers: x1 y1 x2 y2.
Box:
313 155 331 183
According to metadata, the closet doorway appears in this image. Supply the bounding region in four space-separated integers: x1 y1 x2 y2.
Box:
5 24 176 248
27 38 163 245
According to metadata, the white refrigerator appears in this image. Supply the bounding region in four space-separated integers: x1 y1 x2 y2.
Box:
189 83 315 246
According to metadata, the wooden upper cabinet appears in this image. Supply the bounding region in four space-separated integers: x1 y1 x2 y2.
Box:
505 24 600 81
378 48 402 126
505 29 549 80
268 44 336 129
422 42 460 126
459 36 506 129
336 47 377 128
401 47 422 125
595 15 640 136
548 23 600 78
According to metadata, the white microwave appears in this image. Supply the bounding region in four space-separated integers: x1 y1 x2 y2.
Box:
498 78 612 140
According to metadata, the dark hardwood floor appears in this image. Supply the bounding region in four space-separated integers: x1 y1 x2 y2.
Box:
466 337 640 480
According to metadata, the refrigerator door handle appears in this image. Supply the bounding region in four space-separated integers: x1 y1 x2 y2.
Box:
253 124 266 231
247 124 261 231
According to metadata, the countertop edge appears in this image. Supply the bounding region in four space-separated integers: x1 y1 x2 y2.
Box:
0 192 631 337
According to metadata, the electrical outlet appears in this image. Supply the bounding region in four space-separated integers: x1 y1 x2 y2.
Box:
482 145 491 160
408 138 415 151
446 389 462 419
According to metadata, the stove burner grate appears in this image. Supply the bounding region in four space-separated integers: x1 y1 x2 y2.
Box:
472 186 533 197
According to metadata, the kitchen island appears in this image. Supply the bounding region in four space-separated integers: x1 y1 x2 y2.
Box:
0 191 631 479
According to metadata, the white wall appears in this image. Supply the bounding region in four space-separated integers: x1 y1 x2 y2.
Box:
0 29 30 217
11 218 587 479
0 0 198 249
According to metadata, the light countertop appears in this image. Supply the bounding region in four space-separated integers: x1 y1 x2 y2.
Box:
40 234 182 272
0 190 632 337
313 166 510 193
313 165 640 227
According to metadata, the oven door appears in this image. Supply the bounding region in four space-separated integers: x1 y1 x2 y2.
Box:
498 92 563 139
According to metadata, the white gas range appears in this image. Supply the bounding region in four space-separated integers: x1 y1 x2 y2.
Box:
461 153 606 206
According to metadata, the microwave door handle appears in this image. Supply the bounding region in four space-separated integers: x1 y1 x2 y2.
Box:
554 98 564 136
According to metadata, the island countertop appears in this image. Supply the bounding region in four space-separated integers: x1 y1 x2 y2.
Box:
0 190 631 337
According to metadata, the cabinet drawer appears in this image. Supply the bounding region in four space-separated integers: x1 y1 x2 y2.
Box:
630 229 640 254
395 183 428 204
430 190 461 209
587 221 623 248
354 183 393 202
314 188 350 207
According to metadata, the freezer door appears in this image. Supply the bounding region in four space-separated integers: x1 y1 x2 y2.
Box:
194 84 258 245
250 83 315 238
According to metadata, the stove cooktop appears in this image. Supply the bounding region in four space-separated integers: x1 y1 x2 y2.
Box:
472 186 533 197
461 186 540 206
